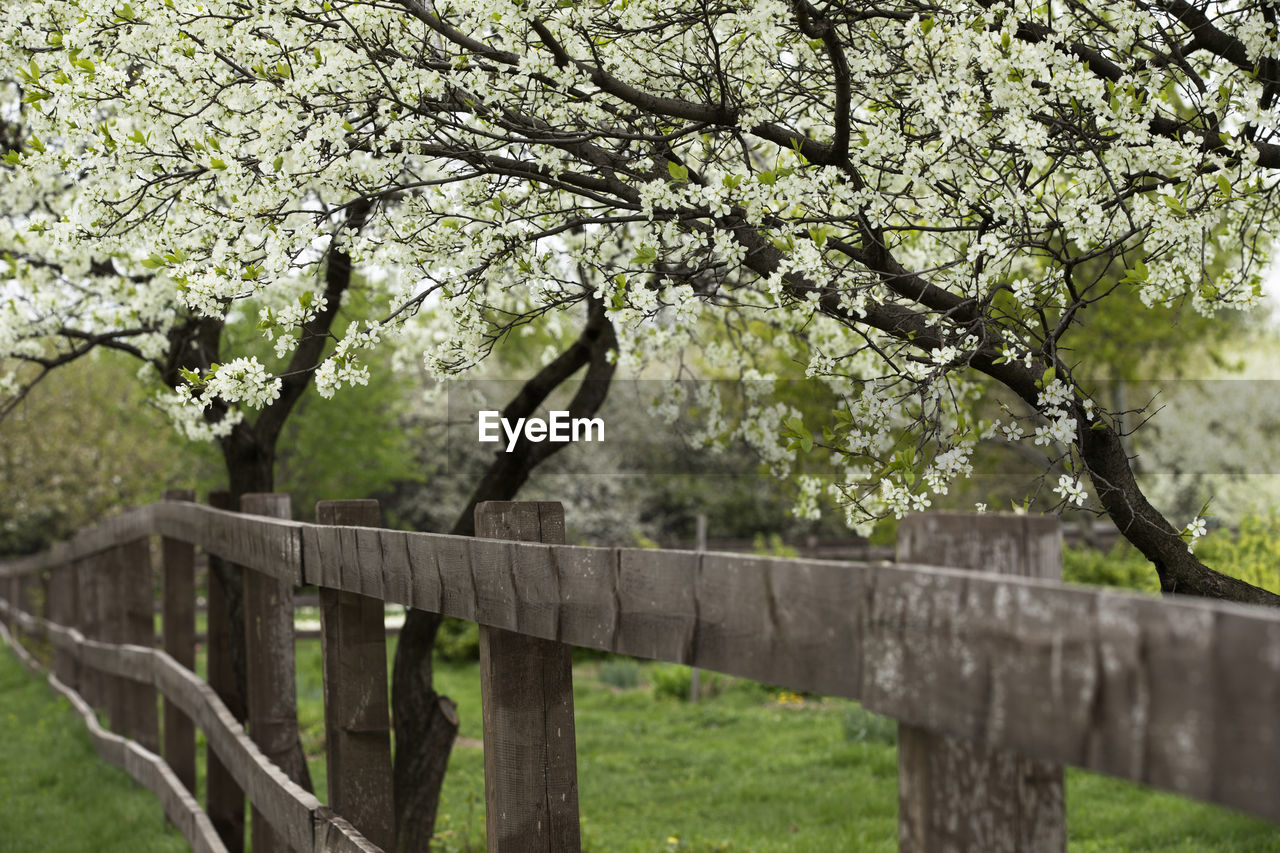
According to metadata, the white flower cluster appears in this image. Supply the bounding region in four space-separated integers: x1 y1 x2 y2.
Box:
1053 474 1088 507
205 357 282 410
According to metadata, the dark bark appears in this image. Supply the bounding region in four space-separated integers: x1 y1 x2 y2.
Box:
391 296 616 852
390 609 457 853
1078 417 1280 607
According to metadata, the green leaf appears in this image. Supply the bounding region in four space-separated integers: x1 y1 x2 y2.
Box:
209 158 227 170
1121 260 1149 284
610 274 627 310
1040 366 1056 388
1162 194 1186 215
1216 174 1232 200
630 245 658 265
140 254 166 269
666 161 689 183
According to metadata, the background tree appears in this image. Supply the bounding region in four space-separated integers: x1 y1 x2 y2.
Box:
0 351 221 555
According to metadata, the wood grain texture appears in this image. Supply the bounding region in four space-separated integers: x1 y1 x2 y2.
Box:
240 492 305 853
163 489 198 794
99 545 129 736
76 555 102 709
316 500 396 853
120 537 160 754
895 513 1065 853
476 502 581 853
48 562 79 689
205 491 246 853
4 503 1280 825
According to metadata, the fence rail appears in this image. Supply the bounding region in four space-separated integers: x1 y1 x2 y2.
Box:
1 497 1278 852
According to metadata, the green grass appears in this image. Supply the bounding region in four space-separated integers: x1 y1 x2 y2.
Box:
4 639 1279 852
0 645 188 853
419 658 1280 853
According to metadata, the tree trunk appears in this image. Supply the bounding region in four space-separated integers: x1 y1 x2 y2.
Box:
391 609 459 853
1078 417 1280 607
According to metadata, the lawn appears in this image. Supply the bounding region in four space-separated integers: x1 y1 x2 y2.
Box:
0 642 188 853
3 635 1279 852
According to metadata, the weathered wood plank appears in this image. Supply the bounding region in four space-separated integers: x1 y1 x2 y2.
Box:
547 545 619 650
312 808 386 853
1211 605 1280 818
5 502 1280 826
120 536 160 754
205 490 246 853
378 529 413 609
476 502 581 853
163 489 198 794
211 505 305 584
240 492 307 853
73 507 156 564
150 649 321 853
403 531 443 612
48 561 79 689
99 544 129 734
76 554 102 708
617 547 697 663
316 500 396 853
894 513 1065 853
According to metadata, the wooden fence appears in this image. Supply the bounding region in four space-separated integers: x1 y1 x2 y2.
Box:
0 494 1278 853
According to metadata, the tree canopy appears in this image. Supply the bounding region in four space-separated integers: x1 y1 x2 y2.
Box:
3 0 1280 608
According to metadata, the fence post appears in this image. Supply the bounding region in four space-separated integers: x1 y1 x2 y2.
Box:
162 488 197 794
895 512 1065 853
206 489 246 853
240 492 307 853
49 560 79 689
476 501 581 853
118 534 160 753
78 553 102 709
316 499 396 851
99 545 129 733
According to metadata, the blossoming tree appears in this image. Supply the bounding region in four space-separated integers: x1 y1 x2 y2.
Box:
5 0 1280 846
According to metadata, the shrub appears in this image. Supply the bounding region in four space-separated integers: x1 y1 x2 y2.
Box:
598 658 642 689
1062 514 1280 595
1193 514 1280 595
1063 541 1158 592
435 617 480 662
841 705 898 745
751 533 798 558
650 664 692 700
